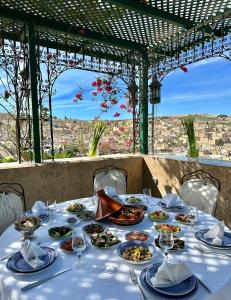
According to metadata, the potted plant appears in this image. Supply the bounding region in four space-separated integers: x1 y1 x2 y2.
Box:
181 116 199 159
89 121 107 157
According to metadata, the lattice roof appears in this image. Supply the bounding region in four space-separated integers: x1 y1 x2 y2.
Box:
0 0 230 63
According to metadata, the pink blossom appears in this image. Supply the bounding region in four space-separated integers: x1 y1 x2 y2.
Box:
92 91 98 96
120 104 126 109
114 112 120 118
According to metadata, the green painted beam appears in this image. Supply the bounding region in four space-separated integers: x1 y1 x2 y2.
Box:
139 51 149 154
28 22 41 163
109 0 194 29
0 30 140 65
0 6 145 53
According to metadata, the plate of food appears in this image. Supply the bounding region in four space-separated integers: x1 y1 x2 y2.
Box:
148 210 169 222
48 226 72 239
125 196 142 204
66 217 80 226
82 223 105 235
175 213 194 225
77 210 95 220
155 224 181 235
155 236 185 251
66 203 86 213
91 231 121 248
60 237 87 253
125 231 150 242
107 205 144 225
117 241 155 265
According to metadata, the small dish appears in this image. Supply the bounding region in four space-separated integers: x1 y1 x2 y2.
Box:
91 231 121 249
82 223 105 235
48 226 72 239
125 231 150 242
116 241 155 265
66 203 86 213
125 196 142 204
77 210 95 220
66 217 80 226
155 224 181 235
148 210 169 222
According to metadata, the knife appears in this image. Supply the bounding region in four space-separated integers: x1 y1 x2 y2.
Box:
21 268 72 292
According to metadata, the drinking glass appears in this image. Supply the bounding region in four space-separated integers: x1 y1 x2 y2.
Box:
159 232 174 260
72 230 87 268
143 187 152 208
188 206 198 231
46 199 56 224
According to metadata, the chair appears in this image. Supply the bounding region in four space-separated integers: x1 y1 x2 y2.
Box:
93 166 127 195
0 183 26 235
179 170 220 216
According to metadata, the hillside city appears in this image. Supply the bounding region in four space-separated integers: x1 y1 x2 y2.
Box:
0 112 230 161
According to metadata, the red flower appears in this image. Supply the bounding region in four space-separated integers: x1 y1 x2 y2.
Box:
92 91 98 96
111 99 118 105
101 102 108 109
106 81 111 86
92 81 97 87
114 112 120 118
4 90 11 99
97 79 102 86
120 104 126 109
76 92 82 100
47 53 53 60
97 87 103 92
106 86 112 93
179 65 188 73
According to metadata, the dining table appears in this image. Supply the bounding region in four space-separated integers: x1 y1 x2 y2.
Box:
0 194 231 300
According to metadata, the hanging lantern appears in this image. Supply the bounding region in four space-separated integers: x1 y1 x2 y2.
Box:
149 75 162 104
128 80 138 108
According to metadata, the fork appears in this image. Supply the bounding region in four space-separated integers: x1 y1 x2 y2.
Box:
129 269 147 300
194 245 231 258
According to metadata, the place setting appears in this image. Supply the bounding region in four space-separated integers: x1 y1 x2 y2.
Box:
158 194 186 212
194 220 231 257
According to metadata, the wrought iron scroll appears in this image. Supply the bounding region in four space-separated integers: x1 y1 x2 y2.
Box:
0 21 32 163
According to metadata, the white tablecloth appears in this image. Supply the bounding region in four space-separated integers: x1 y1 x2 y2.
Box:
0 195 231 300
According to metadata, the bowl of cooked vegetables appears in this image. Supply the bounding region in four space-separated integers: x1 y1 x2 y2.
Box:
66 203 86 213
91 231 121 248
116 241 155 264
125 196 142 204
107 205 144 225
125 231 150 242
48 226 72 238
77 210 95 220
82 223 105 235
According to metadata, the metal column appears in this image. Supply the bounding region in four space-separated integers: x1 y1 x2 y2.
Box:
28 22 41 163
139 51 149 154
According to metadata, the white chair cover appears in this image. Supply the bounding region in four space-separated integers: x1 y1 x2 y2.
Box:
179 179 219 216
0 192 23 235
94 169 126 195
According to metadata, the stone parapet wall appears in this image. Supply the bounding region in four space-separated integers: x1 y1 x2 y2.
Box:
0 155 143 209
143 155 231 229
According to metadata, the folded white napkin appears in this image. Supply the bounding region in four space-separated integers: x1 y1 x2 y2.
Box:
20 240 47 268
204 221 224 246
32 201 47 216
151 260 193 288
161 193 184 208
104 186 118 198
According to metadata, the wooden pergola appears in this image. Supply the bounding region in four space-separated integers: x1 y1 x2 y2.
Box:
0 0 230 162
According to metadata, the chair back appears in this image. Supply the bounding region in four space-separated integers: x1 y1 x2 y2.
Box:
93 166 127 195
180 170 220 216
0 183 25 235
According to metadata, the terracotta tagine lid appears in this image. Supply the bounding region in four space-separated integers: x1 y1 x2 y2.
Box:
95 189 123 221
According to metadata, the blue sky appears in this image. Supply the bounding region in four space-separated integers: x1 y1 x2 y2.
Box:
49 56 231 120
0 56 230 120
